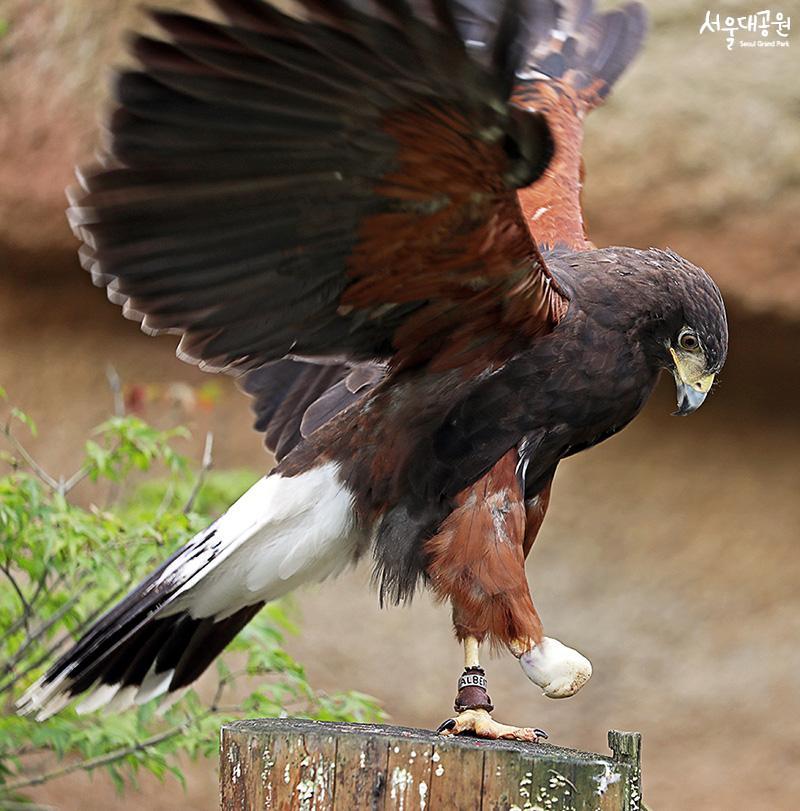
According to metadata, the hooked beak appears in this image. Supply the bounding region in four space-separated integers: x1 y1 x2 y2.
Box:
673 377 711 415
670 347 715 416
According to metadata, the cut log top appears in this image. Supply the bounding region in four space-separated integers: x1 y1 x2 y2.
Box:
220 718 644 811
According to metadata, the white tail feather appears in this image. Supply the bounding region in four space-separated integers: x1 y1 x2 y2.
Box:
17 462 360 718
168 463 359 619
76 683 121 715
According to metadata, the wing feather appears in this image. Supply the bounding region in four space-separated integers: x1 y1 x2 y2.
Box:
70 0 566 376
424 0 647 250
73 0 646 457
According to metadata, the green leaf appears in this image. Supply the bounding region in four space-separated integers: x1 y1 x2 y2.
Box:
10 408 37 437
0 398 382 807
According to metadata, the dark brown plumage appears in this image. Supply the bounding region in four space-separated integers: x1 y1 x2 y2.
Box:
20 0 728 738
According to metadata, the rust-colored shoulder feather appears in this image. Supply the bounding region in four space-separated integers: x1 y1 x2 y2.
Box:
515 81 589 250
511 0 648 250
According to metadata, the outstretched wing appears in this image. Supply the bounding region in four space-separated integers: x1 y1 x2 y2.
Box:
69 0 568 378
356 0 646 250
236 0 647 460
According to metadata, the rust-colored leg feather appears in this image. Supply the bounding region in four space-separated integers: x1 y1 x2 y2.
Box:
424 449 544 650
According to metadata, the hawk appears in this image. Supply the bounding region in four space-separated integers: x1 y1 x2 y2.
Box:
20 0 728 741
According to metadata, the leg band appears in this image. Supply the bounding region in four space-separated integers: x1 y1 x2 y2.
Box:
454 666 494 712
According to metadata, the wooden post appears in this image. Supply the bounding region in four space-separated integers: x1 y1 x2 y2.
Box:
220 718 644 810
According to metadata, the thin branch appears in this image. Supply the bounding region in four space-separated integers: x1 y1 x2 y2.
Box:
5 744 43 758
1 613 33 654
1 425 59 492
0 563 31 635
0 634 72 699
183 431 213 514
207 669 240 713
155 481 176 520
2 570 57 644
1 717 201 793
60 463 91 496
64 438 128 498
106 364 125 418
1 591 84 678
0 583 128 697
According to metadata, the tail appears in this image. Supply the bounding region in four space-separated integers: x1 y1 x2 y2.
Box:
18 464 358 719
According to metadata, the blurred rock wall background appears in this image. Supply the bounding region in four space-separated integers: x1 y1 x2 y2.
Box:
1 1 798 809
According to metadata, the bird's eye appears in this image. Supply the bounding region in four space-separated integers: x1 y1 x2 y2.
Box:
678 330 700 351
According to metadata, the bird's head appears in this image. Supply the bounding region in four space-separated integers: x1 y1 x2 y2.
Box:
563 246 729 415
667 324 723 415
640 248 729 415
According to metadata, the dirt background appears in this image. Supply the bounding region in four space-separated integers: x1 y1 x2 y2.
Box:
1 0 799 809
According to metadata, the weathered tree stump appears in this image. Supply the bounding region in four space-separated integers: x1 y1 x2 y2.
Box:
220 718 643 810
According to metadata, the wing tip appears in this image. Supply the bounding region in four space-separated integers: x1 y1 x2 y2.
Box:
515 0 649 109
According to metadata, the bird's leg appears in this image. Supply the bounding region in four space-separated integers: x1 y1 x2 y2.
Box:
452 636 493 712
437 636 548 742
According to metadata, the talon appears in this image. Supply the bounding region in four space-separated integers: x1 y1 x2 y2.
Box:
437 718 457 734
434 708 546 742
